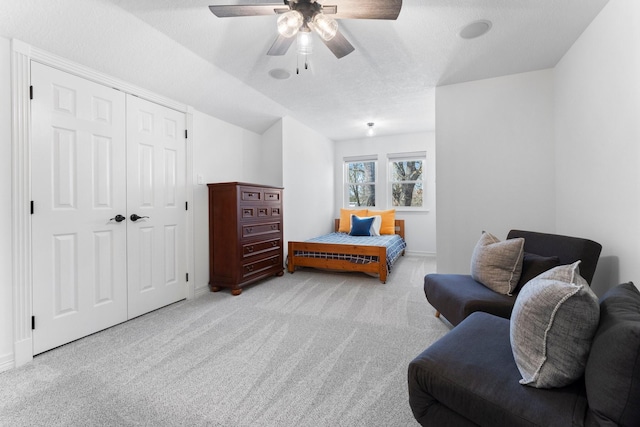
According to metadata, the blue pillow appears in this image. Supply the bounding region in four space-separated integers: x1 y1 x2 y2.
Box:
350 215 375 236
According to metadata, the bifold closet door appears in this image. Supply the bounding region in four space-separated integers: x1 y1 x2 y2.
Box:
126 95 187 318
31 62 128 354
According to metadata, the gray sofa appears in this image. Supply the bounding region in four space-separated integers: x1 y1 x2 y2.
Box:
424 230 602 326
408 282 640 426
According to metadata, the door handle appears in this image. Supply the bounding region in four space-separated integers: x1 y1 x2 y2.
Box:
130 214 149 222
109 214 126 223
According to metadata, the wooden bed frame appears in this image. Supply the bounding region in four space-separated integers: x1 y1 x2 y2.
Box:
287 219 405 283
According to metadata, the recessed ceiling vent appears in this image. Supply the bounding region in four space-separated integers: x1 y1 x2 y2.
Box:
459 20 492 39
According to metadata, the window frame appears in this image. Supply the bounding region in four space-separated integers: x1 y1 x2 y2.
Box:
387 152 426 211
343 156 378 208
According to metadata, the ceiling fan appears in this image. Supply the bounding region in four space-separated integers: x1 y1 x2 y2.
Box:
208 0 402 59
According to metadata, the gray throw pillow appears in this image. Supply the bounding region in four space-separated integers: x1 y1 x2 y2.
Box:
470 231 524 295
510 261 600 388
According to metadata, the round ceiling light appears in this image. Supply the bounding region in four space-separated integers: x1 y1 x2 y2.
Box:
269 68 291 80
459 20 492 39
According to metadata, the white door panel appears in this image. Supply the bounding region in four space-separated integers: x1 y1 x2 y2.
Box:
126 95 186 318
31 62 128 354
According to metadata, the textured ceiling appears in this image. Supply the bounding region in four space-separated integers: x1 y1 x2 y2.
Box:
1 0 609 141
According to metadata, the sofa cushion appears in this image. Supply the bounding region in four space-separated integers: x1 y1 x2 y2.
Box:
584 282 640 426
408 312 588 427
510 261 600 388
470 231 524 295
515 252 560 292
424 274 516 326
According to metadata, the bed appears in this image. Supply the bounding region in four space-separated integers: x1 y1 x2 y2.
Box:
287 219 406 283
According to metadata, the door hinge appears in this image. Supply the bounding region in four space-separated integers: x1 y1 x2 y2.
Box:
32 316 35 330
186 273 189 282
30 201 34 215
185 129 188 139
185 201 188 211
29 85 33 100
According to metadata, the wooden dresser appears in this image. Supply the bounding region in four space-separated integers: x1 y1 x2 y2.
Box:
208 182 284 295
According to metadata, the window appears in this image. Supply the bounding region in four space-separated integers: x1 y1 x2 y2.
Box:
344 158 377 207
389 153 425 209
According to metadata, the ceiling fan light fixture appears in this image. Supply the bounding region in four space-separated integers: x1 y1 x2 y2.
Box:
367 122 375 137
297 30 313 55
277 10 304 38
310 13 338 41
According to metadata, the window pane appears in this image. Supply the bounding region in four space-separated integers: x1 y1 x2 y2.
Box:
391 182 423 207
348 184 376 207
391 160 422 182
348 161 376 184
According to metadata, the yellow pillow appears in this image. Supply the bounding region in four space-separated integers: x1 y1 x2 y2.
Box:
339 208 368 233
367 209 396 234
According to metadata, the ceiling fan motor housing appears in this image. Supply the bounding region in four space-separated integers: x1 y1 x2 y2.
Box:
290 0 324 26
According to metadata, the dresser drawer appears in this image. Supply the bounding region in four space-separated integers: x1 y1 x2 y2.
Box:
264 191 281 203
242 239 281 258
242 221 281 239
241 206 282 220
240 187 262 202
242 254 281 279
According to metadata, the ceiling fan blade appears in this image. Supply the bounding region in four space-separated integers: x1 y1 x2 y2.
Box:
267 34 295 56
208 4 289 17
325 0 402 20
321 5 337 15
321 30 355 59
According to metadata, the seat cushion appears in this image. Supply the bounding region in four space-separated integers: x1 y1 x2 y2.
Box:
424 274 515 326
408 312 588 427
584 282 640 426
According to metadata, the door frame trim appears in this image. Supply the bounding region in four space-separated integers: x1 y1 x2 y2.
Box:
11 39 195 367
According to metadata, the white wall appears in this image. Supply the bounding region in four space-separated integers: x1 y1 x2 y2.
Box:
554 0 640 295
282 116 335 251
191 110 262 294
435 70 556 273
0 36 13 370
260 120 284 187
334 132 437 255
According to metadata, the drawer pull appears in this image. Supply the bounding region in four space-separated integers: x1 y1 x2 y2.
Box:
271 241 277 247
246 265 254 272
271 225 277 230
246 227 253 234
247 246 254 253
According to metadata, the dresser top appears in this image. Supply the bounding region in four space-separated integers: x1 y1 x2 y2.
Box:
207 182 284 190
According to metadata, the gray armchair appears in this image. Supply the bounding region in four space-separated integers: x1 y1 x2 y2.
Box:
424 229 602 326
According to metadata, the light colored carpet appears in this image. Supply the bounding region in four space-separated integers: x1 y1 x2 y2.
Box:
0 255 449 426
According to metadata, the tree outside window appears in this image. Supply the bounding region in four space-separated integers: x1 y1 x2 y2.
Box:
390 158 424 208
346 160 376 207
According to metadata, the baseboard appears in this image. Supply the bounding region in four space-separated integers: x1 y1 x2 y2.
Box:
13 338 33 368
194 285 210 298
0 353 14 373
404 251 436 257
